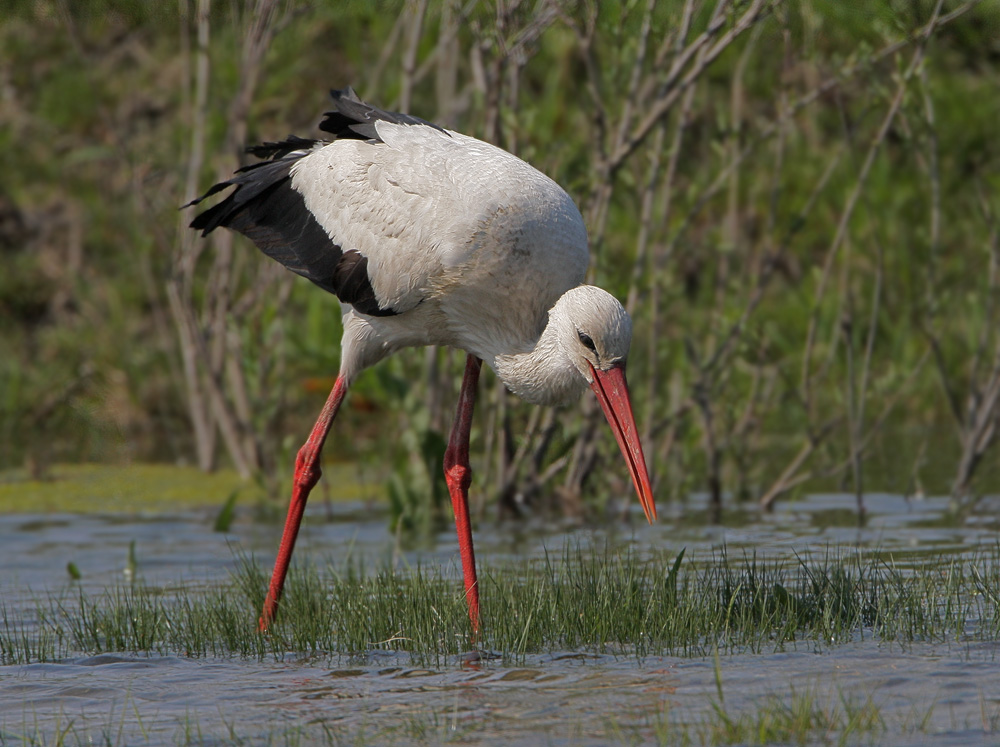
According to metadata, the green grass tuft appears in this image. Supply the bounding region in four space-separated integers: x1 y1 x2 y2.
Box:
2 544 998 667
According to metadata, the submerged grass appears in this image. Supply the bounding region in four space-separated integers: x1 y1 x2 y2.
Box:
2 544 999 667
609 681 890 746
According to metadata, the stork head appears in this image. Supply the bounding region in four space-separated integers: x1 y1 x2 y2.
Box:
554 285 633 380
552 286 656 523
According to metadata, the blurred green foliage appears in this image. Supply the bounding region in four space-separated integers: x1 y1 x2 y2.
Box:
1 0 999 510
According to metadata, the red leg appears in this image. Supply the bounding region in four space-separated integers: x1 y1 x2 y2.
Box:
259 376 349 631
444 355 483 634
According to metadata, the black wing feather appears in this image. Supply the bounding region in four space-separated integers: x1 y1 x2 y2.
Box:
319 86 447 141
185 88 424 318
246 134 321 160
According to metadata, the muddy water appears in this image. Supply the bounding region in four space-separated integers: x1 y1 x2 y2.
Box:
2 491 999 745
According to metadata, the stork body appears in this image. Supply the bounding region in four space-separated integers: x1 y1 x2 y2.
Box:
189 89 655 634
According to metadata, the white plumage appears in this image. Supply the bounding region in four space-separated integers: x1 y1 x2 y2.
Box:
188 88 654 633
291 121 590 389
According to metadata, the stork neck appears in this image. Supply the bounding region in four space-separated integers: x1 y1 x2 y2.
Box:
493 311 585 407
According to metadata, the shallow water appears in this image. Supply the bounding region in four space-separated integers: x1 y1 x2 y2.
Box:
2 491 999 744
4 646 999 745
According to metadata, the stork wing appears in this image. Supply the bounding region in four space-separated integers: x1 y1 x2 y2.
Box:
187 89 468 317
188 88 584 320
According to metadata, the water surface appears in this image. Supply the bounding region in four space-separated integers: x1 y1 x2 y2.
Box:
2 490 998 744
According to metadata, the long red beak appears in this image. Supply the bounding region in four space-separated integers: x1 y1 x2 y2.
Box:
589 362 656 523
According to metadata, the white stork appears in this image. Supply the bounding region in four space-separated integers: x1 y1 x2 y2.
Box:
188 88 655 634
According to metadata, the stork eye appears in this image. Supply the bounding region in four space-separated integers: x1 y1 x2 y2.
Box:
577 330 597 353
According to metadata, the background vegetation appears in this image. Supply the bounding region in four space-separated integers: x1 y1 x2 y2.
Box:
2 0 999 522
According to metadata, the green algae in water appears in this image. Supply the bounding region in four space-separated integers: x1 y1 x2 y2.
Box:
0 462 367 513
